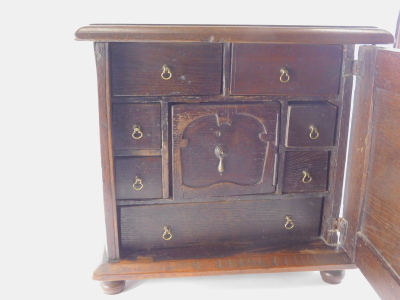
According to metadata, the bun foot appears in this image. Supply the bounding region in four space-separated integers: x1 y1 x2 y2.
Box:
320 270 345 284
100 280 126 294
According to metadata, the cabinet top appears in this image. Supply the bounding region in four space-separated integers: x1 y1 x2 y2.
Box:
75 24 394 44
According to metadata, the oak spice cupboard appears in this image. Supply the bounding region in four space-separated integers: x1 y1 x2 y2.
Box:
75 25 400 298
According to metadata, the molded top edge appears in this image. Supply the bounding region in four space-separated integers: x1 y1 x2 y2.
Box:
75 24 394 45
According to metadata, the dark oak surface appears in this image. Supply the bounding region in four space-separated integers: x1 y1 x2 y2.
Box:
110 43 223 96
120 198 322 251
283 151 329 193
341 46 378 258
344 46 400 299
172 103 279 199
395 11 400 49
356 234 400 300
94 239 355 281
286 102 337 147
356 48 400 291
75 25 394 44
94 42 120 261
115 157 162 199
231 44 342 95
112 103 161 150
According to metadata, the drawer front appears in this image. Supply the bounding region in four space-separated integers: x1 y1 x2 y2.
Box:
172 103 280 199
115 157 162 199
286 103 337 147
231 44 342 95
110 43 223 96
112 103 161 151
120 198 322 251
283 151 329 193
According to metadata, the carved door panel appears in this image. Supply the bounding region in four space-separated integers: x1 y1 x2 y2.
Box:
172 103 280 199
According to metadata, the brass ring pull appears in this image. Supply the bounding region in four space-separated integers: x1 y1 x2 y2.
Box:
132 176 144 190
309 124 320 139
285 216 295 230
302 170 312 183
162 226 172 241
280 68 290 83
132 124 143 139
161 64 172 80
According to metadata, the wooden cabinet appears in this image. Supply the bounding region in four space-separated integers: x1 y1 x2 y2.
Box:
75 25 400 298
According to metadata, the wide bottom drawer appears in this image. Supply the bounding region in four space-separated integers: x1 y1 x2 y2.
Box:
119 198 323 251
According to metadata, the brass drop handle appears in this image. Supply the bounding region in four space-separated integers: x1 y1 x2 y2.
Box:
285 216 295 230
309 124 320 139
302 170 312 183
161 64 172 80
132 124 143 139
132 176 144 190
280 68 290 83
215 145 229 174
162 226 172 241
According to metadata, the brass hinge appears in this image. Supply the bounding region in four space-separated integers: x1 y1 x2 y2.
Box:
326 217 348 246
352 60 365 77
333 217 348 245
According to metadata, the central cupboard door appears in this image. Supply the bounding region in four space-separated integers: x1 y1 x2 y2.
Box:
172 103 280 199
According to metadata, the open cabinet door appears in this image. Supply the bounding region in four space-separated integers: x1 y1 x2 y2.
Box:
343 45 400 299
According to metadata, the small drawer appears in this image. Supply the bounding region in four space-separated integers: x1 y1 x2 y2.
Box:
112 104 161 151
120 198 322 251
283 151 329 193
286 103 337 147
231 44 342 95
110 43 223 96
115 157 162 199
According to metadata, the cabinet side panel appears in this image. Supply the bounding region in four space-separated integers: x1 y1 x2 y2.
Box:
94 42 119 261
341 46 377 259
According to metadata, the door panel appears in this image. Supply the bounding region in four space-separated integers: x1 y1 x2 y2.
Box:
172 103 280 199
345 46 400 299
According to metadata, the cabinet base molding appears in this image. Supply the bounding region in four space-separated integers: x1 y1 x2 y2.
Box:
93 241 355 282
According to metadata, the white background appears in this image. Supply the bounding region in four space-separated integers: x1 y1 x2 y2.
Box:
2 1 398 299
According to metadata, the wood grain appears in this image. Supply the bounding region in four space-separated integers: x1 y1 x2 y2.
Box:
231 44 342 95
110 43 222 96
115 157 162 199
112 103 161 150
286 102 337 147
93 239 355 281
119 198 322 251
172 103 279 199
375 50 400 94
112 94 338 104
116 191 330 206
361 88 400 275
283 151 329 193
75 25 394 45
161 101 170 198
341 46 378 259
395 11 400 49
94 42 120 261
320 45 354 245
356 234 400 300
